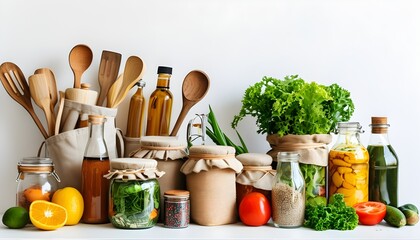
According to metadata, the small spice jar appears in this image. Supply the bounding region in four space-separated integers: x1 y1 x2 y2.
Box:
164 190 190 228
16 157 60 211
272 151 305 228
105 158 165 229
236 153 275 205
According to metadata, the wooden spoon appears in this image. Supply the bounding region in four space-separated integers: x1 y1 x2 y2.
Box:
96 50 122 106
34 68 58 113
55 91 65 135
29 74 56 137
170 70 210 136
107 56 144 108
68 44 93 88
0 62 48 139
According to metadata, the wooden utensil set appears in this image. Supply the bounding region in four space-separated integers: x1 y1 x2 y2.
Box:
0 44 144 139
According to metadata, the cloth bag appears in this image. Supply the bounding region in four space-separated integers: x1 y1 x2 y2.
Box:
43 99 124 191
131 136 188 220
266 134 332 205
180 145 243 226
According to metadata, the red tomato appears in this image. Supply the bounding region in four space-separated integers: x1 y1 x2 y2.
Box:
239 192 271 226
353 201 386 225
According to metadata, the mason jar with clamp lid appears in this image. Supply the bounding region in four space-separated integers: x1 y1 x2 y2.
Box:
16 157 60 211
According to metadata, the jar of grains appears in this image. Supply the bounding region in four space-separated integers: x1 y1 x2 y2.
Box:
272 151 305 228
104 158 165 229
163 190 190 228
16 157 60 211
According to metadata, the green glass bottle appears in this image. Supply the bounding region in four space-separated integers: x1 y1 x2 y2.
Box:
367 117 398 207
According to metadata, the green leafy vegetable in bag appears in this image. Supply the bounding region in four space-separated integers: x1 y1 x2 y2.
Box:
231 75 354 136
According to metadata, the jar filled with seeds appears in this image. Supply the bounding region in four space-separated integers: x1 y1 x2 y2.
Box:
272 151 305 228
16 157 60 211
164 190 190 228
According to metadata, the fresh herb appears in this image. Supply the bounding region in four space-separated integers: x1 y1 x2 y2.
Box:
304 193 359 231
110 180 160 228
300 164 327 207
206 105 248 155
231 75 354 136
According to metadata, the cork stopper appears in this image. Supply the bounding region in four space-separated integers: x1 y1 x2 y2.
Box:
370 117 390 134
88 115 106 125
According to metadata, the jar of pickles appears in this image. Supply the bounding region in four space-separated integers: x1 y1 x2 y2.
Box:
328 122 369 206
105 158 165 229
16 157 60 211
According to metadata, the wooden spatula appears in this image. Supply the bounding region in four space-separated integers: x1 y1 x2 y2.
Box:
96 50 121 106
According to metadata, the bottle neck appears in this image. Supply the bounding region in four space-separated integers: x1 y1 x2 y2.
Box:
368 128 391 146
156 73 171 88
335 130 362 146
89 123 105 140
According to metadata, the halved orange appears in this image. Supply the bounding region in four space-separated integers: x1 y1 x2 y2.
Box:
29 200 68 230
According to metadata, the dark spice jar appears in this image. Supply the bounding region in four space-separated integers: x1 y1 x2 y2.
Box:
164 190 190 228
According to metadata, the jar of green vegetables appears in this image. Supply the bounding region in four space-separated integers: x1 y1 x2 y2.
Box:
104 158 165 229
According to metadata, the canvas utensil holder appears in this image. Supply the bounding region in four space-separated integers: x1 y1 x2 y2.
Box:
131 136 188 220
39 99 124 191
180 145 243 226
235 153 275 205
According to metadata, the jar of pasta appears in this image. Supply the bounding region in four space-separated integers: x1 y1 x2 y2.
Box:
328 122 369 206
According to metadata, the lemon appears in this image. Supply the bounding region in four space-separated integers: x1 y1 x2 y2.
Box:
51 187 84 225
2 206 29 229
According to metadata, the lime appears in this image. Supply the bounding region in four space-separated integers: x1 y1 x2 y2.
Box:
2 206 29 229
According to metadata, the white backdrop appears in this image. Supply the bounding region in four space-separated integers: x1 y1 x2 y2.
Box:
0 0 419 213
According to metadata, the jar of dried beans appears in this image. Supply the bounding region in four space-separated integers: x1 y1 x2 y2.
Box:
272 151 305 228
16 157 60 211
328 122 369 207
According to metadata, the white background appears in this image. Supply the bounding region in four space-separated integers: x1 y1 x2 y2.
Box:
0 0 419 214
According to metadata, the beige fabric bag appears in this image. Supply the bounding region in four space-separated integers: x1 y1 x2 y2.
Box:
131 136 188 220
42 100 124 191
180 145 243 226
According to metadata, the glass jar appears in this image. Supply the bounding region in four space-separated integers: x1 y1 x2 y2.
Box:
272 152 305 228
164 190 190 228
16 157 60 211
329 122 369 207
106 158 164 229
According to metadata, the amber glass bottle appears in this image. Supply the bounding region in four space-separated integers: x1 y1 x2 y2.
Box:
81 115 110 224
146 66 173 136
126 80 146 138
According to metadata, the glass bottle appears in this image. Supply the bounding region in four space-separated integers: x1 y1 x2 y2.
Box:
272 151 305 228
367 117 398 207
81 115 110 224
126 80 146 138
146 66 173 136
328 122 369 207
16 157 60 211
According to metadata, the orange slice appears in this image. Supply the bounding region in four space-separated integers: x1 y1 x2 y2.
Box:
29 200 68 230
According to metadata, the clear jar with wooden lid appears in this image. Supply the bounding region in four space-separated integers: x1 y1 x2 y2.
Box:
16 157 60 211
235 153 275 205
164 190 190 228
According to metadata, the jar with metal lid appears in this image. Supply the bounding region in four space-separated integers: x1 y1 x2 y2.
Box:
104 158 165 229
328 122 369 206
164 190 190 228
272 151 305 228
16 157 60 211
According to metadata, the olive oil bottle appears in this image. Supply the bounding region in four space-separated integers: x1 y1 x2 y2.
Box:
126 80 146 138
146 66 173 136
367 117 398 207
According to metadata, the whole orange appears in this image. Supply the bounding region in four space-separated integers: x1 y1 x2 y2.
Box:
51 187 84 225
